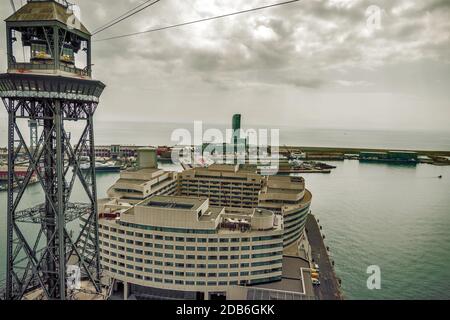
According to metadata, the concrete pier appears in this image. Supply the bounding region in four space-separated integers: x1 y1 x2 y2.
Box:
305 214 343 300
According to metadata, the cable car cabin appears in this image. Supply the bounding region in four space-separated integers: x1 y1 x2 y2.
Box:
30 42 75 66
60 45 75 65
30 40 53 64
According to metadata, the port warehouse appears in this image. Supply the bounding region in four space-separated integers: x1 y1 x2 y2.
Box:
280 146 450 159
82 149 313 300
359 151 418 162
79 145 172 159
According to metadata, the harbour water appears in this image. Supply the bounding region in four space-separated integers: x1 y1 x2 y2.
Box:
301 161 450 300
1 160 449 299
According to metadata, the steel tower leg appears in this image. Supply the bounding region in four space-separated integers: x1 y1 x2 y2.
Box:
88 114 101 288
55 101 66 300
6 100 15 300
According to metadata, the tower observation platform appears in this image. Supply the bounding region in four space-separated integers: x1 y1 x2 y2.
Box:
0 0 105 300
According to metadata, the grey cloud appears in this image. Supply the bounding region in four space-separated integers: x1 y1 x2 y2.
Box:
285 76 325 88
0 0 449 131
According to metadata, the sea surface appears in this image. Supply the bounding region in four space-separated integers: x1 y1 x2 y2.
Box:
1 120 450 151
300 161 450 300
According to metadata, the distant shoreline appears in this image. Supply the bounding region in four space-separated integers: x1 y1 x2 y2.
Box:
280 146 450 156
1 144 449 157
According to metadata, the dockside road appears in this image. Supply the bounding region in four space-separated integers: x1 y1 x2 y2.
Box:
306 214 343 300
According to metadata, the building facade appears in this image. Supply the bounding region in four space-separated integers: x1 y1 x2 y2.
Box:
179 165 312 247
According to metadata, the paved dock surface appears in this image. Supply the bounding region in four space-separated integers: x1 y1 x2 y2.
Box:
305 214 343 300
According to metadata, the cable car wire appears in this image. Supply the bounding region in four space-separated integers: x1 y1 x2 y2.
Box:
10 0 16 12
94 0 301 42
91 0 159 34
92 0 161 36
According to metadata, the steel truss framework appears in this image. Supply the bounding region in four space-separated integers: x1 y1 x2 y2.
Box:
2 97 102 300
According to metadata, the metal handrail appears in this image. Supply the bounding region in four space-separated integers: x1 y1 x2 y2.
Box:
8 62 91 77
28 0 72 8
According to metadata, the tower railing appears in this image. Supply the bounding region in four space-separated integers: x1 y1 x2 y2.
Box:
28 0 73 8
8 62 91 78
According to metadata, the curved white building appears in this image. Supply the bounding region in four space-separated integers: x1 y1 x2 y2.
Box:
98 196 283 300
94 161 313 300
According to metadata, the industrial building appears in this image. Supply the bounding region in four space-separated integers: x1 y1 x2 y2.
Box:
360 151 418 163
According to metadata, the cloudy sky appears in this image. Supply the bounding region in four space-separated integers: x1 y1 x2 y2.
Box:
1 0 449 131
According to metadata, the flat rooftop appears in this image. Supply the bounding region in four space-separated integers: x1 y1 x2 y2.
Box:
265 187 303 194
146 201 195 210
252 256 314 297
123 168 162 175
207 164 239 172
138 195 207 210
115 178 147 185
